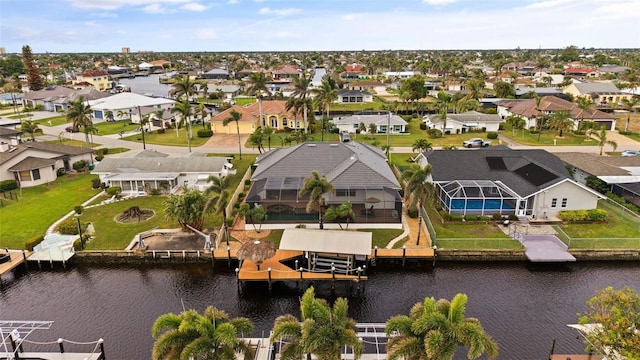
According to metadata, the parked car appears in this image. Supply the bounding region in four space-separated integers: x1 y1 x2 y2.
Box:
65 126 80 133
462 138 491 148
340 131 351 142
621 150 640 157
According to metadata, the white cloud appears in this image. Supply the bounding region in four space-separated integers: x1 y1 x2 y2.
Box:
143 3 173 13
228 0 239 3
66 0 189 10
422 0 457 5
95 11 118 17
194 28 217 40
524 0 576 9
258 7 301 16
342 14 357 21
84 21 100 27
181 2 207 11
13 27 42 40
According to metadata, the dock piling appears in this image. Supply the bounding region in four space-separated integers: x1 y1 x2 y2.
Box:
58 338 65 353
99 338 105 360
227 246 231 268
402 246 406 267
331 265 336 290
267 267 272 292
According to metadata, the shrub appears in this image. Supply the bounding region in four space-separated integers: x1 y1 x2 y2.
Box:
573 130 585 135
427 129 442 138
74 205 84 215
587 209 608 221
148 188 162 195
0 180 18 191
449 214 463 221
226 218 234 227
558 209 607 222
508 214 519 221
618 131 633 136
106 186 122 197
295 224 307 229
238 192 246 200
58 218 83 235
197 129 213 137
244 179 251 186
157 128 165 134
444 130 451 135
439 210 451 221
25 235 44 251
407 205 418 218
95 154 104 161
487 132 499 139
492 213 503 221
73 160 87 171
57 168 66 176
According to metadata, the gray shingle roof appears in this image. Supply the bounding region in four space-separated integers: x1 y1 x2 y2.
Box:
572 82 621 94
92 156 227 174
334 114 407 127
8 156 57 171
0 142 93 165
423 147 570 197
252 142 400 189
554 152 640 176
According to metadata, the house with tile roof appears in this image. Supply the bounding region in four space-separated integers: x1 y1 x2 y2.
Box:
554 152 640 209
0 142 94 187
210 100 301 134
415 147 603 220
562 82 635 107
91 150 233 194
496 95 617 130
246 142 403 228
73 70 112 91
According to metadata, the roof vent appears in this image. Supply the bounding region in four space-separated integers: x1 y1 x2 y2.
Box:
306 143 316 147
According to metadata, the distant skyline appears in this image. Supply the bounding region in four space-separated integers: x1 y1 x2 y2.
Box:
1 0 639 54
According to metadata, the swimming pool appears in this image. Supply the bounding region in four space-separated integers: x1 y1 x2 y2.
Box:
449 199 515 210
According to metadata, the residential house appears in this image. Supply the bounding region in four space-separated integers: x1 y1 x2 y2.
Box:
246 141 403 229
205 83 240 100
514 88 569 101
210 100 299 134
50 88 112 113
333 112 407 134
22 86 74 111
423 111 502 134
563 82 635 107
336 89 373 103
564 67 596 77
272 65 301 81
89 92 175 121
496 96 617 130
73 70 112 91
555 152 640 208
0 142 94 187
383 71 417 79
202 68 230 80
415 147 603 219
597 65 629 76
0 93 23 106
91 150 234 194
345 81 386 94
0 127 22 145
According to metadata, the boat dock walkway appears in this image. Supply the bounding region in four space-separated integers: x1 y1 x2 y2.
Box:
0 250 31 276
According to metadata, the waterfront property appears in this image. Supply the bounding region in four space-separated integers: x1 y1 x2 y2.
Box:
88 92 175 121
91 150 234 194
0 142 94 187
210 100 300 134
332 112 408 134
246 142 402 228
416 147 604 219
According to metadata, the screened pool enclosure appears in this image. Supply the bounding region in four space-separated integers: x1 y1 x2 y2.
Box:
436 180 519 216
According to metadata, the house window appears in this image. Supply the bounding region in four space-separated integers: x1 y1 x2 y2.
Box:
270 117 278 128
19 170 31 181
551 198 557 207
32 169 41 180
356 97 363 102
296 121 300 128
282 118 288 127
561 198 567 208
336 189 356 197
353 124 359 129
342 97 348 102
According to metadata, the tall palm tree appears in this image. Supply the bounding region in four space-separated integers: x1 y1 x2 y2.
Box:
412 139 433 154
271 287 362 360
247 72 270 127
197 103 209 129
170 75 198 102
549 110 574 137
20 120 40 141
205 175 234 246
223 110 242 160
170 100 194 152
285 97 304 130
575 96 594 130
588 125 618 156
292 73 312 133
262 125 274 150
435 92 452 137
620 97 640 132
66 96 93 149
385 294 498 360
152 306 254 360
299 171 335 229
314 78 338 140
401 164 433 246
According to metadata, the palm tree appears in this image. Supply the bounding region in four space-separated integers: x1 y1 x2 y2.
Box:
292 73 312 133
238 203 267 232
286 97 304 130
299 171 335 229
20 120 40 141
548 110 574 137
104 110 114 122
620 97 640 132
170 100 193 152
314 77 338 140
205 175 233 246
575 96 594 131
324 202 354 230
271 287 362 360
223 110 242 159
263 125 274 150
588 125 618 156
247 72 270 127
436 92 452 137
197 103 208 129
385 293 498 360
170 75 198 102
401 164 433 246
152 306 254 360
66 96 93 149
412 139 433 154
163 187 208 231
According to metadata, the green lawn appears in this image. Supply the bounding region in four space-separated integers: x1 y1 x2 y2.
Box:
368 228 404 248
82 196 178 250
7 113 34 120
122 128 210 147
0 173 101 249
334 97 388 111
33 115 69 127
93 120 140 135
500 125 594 146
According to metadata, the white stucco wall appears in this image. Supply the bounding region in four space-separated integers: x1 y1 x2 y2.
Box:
531 180 600 219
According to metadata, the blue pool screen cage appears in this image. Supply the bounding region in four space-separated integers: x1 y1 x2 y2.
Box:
437 180 518 216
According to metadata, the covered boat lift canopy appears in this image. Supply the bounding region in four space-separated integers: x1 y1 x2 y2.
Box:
279 229 372 256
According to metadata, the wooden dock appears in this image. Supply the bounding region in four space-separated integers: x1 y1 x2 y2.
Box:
373 248 435 259
0 250 31 276
237 250 367 282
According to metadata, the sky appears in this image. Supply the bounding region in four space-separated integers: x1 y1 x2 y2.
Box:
1 0 639 53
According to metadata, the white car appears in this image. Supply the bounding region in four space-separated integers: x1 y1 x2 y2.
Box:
621 150 639 157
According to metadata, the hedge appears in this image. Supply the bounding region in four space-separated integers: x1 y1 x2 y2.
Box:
25 235 44 251
558 209 607 222
197 129 213 137
0 180 18 191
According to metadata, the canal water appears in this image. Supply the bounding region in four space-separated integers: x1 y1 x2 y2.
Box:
1 261 638 359
118 74 173 98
